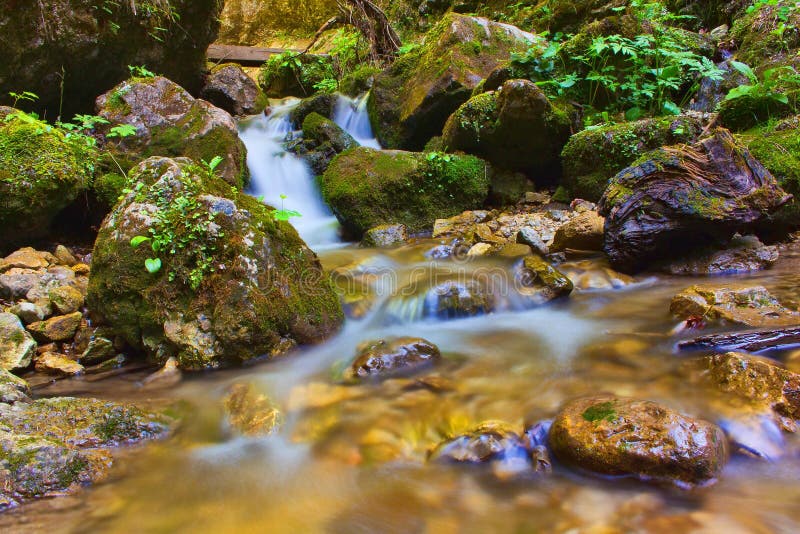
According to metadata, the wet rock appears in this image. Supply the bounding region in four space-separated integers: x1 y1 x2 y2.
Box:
550 211 605 252
34 352 84 376
424 281 493 320
288 112 358 175
0 369 30 404
670 285 799 328
96 76 248 188
549 395 727 487
0 397 170 505
288 93 337 128
200 63 266 117
141 357 182 389
467 243 494 256
661 235 779 275
321 147 489 237
369 13 535 150
27 312 82 343
598 129 791 273
345 337 441 381
515 256 574 305
429 421 547 478
80 337 116 365
362 224 409 248
442 79 573 176
0 313 36 371
558 259 635 291
87 157 342 369
223 383 282 437
48 285 84 315
7 302 46 325
516 227 549 255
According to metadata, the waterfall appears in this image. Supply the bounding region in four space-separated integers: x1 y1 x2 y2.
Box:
238 99 341 248
332 93 381 149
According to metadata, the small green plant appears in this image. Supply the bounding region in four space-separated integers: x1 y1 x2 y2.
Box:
201 155 224 175
8 91 38 108
128 65 156 78
271 194 302 221
724 61 800 106
107 124 137 138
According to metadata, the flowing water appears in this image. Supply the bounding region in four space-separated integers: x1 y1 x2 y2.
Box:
5 99 800 533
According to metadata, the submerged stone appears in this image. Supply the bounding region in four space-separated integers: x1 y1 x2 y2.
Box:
223 383 282 437
345 337 442 381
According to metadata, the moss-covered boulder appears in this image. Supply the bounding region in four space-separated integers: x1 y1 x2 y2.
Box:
95 76 248 189
742 117 800 228
560 114 705 202
87 157 343 369
598 129 791 272
199 63 267 117
287 112 358 175
549 395 727 487
368 13 535 150
0 111 94 251
320 147 489 237
0 396 170 507
730 1 800 70
0 0 223 117
442 79 573 178
289 93 337 127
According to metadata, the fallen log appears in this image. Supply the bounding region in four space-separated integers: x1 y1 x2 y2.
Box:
678 326 800 353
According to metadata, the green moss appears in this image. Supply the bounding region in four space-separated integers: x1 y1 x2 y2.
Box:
320 147 489 237
582 401 617 423
339 65 381 97
93 172 127 207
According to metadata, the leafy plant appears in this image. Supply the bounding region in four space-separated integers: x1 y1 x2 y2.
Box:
271 194 302 221
201 155 224 175
8 91 38 108
128 65 156 78
724 62 800 106
107 124 137 138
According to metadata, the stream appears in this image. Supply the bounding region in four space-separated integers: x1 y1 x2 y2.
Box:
4 95 800 533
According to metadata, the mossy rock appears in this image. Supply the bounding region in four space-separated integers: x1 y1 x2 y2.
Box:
289 93 337 127
442 79 573 179
87 157 343 369
560 114 705 201
718 90 799 131
730 1 800 71
287 112 358 175
368 13 535 150
95 76 248 190
0 111 94 250
320 147 489 237
742 118 800 229
339 65 382 97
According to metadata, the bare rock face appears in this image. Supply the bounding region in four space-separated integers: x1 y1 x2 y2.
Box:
0 0 223 117
598 129 791 273
549 395 728 487
200 63 266 117
96 76 249 189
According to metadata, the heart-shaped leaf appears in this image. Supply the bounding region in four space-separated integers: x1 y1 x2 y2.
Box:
144 258 162 274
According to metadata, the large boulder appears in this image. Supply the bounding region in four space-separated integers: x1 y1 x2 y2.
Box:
442 79 573 177
96 76 248 189
598 129 791 272
199 63 266 117
549 395 728 487
0 0 223 117
87 157 343 369
0 110 94 251
560 114 705 202
320 147 489 237
368 13 535 150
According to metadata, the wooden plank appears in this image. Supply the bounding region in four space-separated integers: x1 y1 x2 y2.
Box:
207 44 301 67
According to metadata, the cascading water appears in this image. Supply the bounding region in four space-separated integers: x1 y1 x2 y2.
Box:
238 94 380 248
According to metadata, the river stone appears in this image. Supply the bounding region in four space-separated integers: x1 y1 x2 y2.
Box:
223 383 282 437
200 63 266 117
362 224 409 248
517 227 549 255
96 76 248 189
598 129 791 273
670 285 799 327
53 245 78 267
0 313 36 371
288 112 358 175
0 397 170 506
87 157 343 369
0 269 43 299
515 255 574 305
80 337 116 365
27 312 82 342
701 352 800 420
549 395 728 487
34 352 84 376
0 248 52 272
550 211 605 252
0 369 30 404
48 285 84 315
423 280 494 320
345 337 441 381
660 235 779 275
368 13 536 150
7 302 46 325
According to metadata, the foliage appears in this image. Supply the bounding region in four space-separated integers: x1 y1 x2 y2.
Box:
258 51 335 96
92 0 180 42
271 194 302 221
128 65 156 78
725 61 800 106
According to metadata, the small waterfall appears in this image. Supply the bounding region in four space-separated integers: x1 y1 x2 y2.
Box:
332 93 381 149
238 99 341 248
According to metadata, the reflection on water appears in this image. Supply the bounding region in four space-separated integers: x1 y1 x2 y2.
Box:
5 241 800 533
